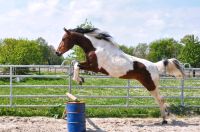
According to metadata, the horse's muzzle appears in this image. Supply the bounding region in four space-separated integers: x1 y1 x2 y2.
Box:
56 51 62 56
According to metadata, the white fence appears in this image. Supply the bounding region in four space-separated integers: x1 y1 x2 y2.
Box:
0 65 200 108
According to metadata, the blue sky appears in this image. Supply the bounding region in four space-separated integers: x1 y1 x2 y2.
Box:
0 0 200 48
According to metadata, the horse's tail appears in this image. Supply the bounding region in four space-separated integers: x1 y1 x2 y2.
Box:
155 58 185 78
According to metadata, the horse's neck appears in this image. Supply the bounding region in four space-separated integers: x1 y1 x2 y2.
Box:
73 33 96 54
84 34 120 53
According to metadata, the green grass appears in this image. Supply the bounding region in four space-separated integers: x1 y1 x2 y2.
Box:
0 75 200 118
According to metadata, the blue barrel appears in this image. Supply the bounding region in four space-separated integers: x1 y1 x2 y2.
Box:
66 102 86 132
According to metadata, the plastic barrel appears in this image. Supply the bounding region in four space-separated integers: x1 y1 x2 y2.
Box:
66 102 86 132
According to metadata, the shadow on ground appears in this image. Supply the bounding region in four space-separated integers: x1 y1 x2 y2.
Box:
133 119 199 127
86 118 106 132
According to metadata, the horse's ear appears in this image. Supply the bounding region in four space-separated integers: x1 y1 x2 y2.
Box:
63 27 71 35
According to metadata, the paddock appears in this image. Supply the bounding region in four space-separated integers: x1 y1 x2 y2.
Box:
0 65 200 109
0 65 200 131
0 116 200 132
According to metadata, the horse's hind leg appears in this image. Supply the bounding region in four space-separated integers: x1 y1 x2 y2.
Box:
150 87 169 124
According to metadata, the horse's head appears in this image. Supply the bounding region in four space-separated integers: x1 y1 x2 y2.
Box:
56 28 76 56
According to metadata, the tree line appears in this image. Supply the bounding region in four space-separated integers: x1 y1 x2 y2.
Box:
0 37 64 65
118 35 200 68
1 19 200 68
1 34 199 68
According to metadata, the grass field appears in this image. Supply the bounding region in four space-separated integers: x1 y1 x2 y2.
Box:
0 72 200 118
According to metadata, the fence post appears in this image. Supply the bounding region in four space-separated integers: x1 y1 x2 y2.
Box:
68 63 72 93
126 80 131 107
9 66 13 107
180 78 185 106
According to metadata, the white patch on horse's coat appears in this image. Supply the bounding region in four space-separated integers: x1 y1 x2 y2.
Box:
85 29 118 46
155 58 183 78
85 34 134 77
84 34 159 81
155 60 165 74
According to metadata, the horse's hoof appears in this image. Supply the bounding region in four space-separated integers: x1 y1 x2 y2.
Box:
162 120 168 125
78 77 84 85
165 108 170 116
78 82 82 85
80 77 85 83
167 112 170 116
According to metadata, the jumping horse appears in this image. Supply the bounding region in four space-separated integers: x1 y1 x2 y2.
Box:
56 27 184 124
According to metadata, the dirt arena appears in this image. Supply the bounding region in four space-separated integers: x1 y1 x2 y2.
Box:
0 116 200 132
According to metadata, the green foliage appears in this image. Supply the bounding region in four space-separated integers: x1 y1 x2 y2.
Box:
179 35 200 67
0 38 42 65
71 45 86 62
48 45 64 65
133 43 149 59
36 37 64 65
0 38 64 65
118 45 134 55
48 105 63 118
148 38 183 62
36 37 49 64
168 104 197 116
77 18 94 29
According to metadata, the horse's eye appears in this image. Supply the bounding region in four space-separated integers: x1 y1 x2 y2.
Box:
62 38 65 41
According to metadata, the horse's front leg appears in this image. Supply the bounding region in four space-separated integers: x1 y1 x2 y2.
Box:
72 61 85 85
72 60 97 84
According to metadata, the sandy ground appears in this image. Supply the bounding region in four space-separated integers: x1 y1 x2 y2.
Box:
0 116 200 132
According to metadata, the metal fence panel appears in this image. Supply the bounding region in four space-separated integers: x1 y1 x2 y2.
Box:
0 65 200 108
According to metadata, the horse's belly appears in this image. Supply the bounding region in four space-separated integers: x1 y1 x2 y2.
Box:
97 54 133 77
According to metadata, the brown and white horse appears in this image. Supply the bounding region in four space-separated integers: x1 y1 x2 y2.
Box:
56 27 184 124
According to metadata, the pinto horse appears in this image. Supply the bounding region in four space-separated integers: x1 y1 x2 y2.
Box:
56 27 184 124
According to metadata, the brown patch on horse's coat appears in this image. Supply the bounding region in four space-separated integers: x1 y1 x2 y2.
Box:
72 34 109 75
120 61 156 91
72 32 96 53
86 51 109 75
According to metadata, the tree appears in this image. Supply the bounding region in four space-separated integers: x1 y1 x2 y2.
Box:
0 38 42 65
36 37 50 64
36 37 64 65
0 37 64 65
47 45 64 65
77 19 94 29
179 35 200 67
118 45 134 55
133 43 149 59
71 45 86 61
148 38 183 62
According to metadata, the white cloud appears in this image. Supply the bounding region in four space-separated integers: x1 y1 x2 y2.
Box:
27 0 59 16
0 0 200 49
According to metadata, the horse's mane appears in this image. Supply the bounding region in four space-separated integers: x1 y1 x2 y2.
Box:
70 27 114 43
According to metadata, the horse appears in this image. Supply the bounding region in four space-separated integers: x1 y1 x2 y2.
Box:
56 27 184 124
